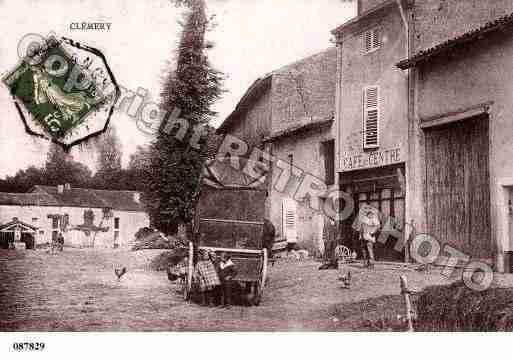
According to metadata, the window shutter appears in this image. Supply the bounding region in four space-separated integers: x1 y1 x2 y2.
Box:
364 30 372 53
322 140 335 185
363 28 381 53
372 28 381 49
282 198 297 243
363 86 380 149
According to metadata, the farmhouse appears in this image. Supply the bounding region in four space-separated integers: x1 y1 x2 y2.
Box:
0 184 149 249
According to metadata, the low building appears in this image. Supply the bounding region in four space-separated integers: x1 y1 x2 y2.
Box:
0 184 149 249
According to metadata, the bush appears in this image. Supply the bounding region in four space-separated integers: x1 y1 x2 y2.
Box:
132 227 186 251
416 281 513 331
148 247 188 271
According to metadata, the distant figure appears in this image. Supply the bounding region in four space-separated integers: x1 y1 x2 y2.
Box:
353 204 381 269
57 232 65 252
193 250 220 307
218 253 237 307
319 216 341 269
262 218 276 259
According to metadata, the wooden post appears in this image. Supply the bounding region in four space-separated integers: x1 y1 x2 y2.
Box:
400 275 414 332
185 240 194 300
261 248 268 291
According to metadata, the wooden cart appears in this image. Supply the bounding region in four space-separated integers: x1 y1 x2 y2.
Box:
184 182 269 306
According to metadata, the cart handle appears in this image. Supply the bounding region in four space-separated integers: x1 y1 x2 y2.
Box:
198 246 263 254
199 218 264 226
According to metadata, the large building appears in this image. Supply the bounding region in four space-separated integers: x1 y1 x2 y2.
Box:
332 0 410 261
0 184 149 249
216 0 513 270
217 49 338 254
398 0 513 271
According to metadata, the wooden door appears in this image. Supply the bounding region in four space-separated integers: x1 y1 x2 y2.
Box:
425 116 491 258
509 190 513 253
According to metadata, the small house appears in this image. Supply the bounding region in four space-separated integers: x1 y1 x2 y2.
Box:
0 184 149 249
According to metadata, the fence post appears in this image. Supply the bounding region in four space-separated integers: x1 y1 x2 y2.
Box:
400 275 414 332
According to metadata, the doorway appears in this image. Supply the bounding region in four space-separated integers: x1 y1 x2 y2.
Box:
340 164 406 262
424 115 491 258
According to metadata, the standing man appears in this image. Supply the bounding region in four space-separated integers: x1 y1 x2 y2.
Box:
322 215 341 269
262 218 276 259
354 204 380 269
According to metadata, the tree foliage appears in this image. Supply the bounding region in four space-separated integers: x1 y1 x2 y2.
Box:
43 144 93 187
0 144 93 192
145 0 224 234
0 142 151 193
91 125 123 189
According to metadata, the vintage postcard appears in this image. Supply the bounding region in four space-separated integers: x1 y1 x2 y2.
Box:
1 0 513 357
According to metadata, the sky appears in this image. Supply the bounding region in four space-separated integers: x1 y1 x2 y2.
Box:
0 0 355 178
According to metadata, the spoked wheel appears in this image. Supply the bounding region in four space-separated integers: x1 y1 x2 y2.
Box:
335 245 351 261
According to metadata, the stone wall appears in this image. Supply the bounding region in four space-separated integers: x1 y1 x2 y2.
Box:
412 0 513 53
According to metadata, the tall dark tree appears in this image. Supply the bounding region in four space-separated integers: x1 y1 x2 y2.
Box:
92 125 123 189
121 145 151 191
43 143 93 187
146 0 223 234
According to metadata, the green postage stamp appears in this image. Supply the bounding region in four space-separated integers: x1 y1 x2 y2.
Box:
2 35 118 147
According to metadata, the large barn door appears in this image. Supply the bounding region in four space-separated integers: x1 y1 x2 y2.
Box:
425 116 491 258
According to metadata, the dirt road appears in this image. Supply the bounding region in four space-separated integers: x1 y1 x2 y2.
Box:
0 249 453 331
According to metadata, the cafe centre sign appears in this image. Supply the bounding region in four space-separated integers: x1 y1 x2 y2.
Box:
341 147 402 171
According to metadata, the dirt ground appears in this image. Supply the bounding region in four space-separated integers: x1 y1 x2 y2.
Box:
0 248 458 331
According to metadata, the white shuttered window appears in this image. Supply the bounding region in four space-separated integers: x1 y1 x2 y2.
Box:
282 198 297 243
363 86 380 149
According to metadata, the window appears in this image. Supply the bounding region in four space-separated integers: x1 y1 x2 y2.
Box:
321 140 335 185
282 198 297 243
363 86 380 149
113 218 120 248
52 217 59 229
363 27 381 53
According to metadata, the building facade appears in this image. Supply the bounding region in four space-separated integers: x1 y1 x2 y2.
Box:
265 49 338 254
0 184 149 249
217 49 338 255
332 0 410 261
398 1 513 271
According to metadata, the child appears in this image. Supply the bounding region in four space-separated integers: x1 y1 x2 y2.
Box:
193 250 221 306
218 253 237 307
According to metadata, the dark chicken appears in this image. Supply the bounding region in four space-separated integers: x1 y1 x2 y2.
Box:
115 267 127 281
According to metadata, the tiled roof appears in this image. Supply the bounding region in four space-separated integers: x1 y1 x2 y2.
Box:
31 186 109 208
397 12 513 70
0 192 58 206
262 118 334 143
216 74 272 134
331 0 399 36
0 185 145 212
0 218 38 232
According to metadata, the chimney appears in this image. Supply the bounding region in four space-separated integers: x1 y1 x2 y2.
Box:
64 183 71 190
133 192 140 203
57 184 64 194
